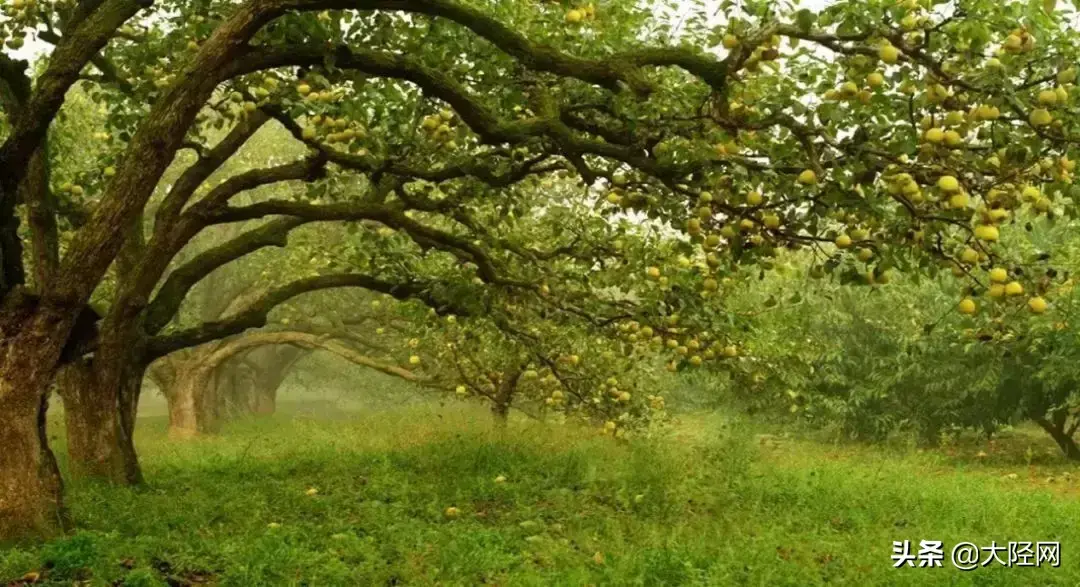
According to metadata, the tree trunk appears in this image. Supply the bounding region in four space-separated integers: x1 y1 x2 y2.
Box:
158 346 217 439
249 345 306 416
57 358 145 484
1034 417 1080 461
254 388 277 415
491 366 524 427
116 364 143 483
0 387 66 543
57 361 123 481
491 400 510 426
0 296 73 542
197 367 226 434
167 367 210 439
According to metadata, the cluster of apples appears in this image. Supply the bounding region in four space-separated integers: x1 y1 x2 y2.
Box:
564 4 596 24
301 114 368 148
833 225 891 285
1002 28 1037 55
420 109 459 150
516 367 567 406
3 0 39 46
823 78 877 104
617 314 738 370
1028 69 1074 128
296 81 344 104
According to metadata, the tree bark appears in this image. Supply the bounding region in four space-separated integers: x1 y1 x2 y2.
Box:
56 357 145 484
158 344 222 439
57 361 122 481
116 364 143 483
0 295 73 542
0 391 65 543
165 357 214 439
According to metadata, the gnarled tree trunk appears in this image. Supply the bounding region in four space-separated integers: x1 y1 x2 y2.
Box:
209 361 249 421
164 354 214 439
0 297 72 542
56 357 145 484
57 360 122 481
0 390 66 544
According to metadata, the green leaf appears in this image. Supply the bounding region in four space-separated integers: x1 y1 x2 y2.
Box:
795 9 816 33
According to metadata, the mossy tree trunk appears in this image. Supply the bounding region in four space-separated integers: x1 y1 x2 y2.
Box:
0 297 72 542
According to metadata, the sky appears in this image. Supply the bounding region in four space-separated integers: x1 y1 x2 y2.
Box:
6 0 835 63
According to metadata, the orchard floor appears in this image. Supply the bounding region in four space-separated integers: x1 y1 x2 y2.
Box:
4 404 1080 586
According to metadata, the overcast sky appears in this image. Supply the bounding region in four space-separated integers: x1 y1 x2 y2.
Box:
5 0 834 63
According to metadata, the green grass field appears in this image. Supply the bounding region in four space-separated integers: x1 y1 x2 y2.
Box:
3 403 1079 586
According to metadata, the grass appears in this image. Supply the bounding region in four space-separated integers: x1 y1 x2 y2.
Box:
4 403 1080 586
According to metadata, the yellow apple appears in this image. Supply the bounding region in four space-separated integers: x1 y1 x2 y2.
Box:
924 127 945 143
958 297 976 315
937 175 960 192
974 225 999 242
879 43 899 64
1030 108 1053 126
1028 296 1048 314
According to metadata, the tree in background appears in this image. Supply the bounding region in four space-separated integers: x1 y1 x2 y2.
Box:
707 217 1080 457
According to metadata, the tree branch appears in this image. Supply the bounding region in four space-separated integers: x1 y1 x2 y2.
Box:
147 273 458 358
280 0 725 93
0 0 144 194
211 199 524 286
154 111 272 233
143 217 308 334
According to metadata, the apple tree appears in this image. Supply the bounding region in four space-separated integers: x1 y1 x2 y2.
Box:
4 0 1080 542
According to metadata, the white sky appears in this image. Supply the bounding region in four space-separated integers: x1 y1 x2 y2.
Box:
6 1 834 63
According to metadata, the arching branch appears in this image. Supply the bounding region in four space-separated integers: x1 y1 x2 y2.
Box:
143 217 307 334
209 199 524 286
147 273 460 358
280 0 726 93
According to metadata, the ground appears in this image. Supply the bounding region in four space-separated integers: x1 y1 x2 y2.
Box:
3 400 1080 586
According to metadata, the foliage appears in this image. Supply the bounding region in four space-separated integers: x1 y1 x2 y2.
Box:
700 218 1080 451
6 0 1080 419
